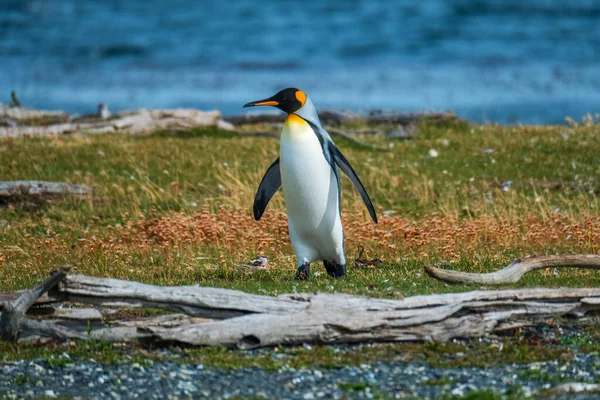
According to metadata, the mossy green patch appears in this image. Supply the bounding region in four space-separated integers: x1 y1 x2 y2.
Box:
338 381 373 391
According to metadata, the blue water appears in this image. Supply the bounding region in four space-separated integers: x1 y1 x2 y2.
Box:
2 0 600 124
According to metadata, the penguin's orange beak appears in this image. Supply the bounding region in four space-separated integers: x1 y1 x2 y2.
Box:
243 97 279 108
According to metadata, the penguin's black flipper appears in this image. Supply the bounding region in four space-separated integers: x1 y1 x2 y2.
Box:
329 145 378 223
253 157 281 221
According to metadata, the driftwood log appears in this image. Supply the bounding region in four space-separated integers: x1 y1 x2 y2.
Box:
145 287 600 349
425 254 600 285
0 104 68 122
0 181 90 200
0 268 67 342
2 254 599 348
0 108 228 138
2 273 597 348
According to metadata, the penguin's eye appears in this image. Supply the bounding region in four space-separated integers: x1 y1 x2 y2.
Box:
281 96 288 102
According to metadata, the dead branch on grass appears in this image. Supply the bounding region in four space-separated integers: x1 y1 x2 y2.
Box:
425 254 600 285
0 267 69 342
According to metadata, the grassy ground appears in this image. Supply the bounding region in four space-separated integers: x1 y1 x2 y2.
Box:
1 119 599 296
2 119 600 398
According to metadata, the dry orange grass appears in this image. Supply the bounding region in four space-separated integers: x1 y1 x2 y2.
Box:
135 207 600 263
3 205 600 294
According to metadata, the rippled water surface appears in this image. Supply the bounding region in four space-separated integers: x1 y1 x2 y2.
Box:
2 0 600 123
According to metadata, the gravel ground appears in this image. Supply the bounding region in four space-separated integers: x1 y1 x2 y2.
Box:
2 322 599 399
1 352 599 399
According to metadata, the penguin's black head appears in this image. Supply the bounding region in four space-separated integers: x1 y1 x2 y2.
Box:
243 88 307 114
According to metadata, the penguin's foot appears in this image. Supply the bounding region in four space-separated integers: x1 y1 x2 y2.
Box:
323 260 346 279
295 263 310 280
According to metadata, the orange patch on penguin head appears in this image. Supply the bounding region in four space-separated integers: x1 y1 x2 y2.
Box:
295 90 307 107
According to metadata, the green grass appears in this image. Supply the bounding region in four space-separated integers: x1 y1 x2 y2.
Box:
13 374 39 386
338 381 373 391
1 120 599 297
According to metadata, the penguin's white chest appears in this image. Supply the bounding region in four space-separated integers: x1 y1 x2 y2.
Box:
279 114 344 264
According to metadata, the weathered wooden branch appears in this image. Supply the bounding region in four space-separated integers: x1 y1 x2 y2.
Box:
425 254 600 285
0 292 58 310
0 109 226 138
0 181 90 200
0 268 68 342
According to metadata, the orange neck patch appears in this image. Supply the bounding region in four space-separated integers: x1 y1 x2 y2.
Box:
286 113 304 125
295 90 307 107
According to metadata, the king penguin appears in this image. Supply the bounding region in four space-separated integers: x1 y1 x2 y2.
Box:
244 88 378 280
